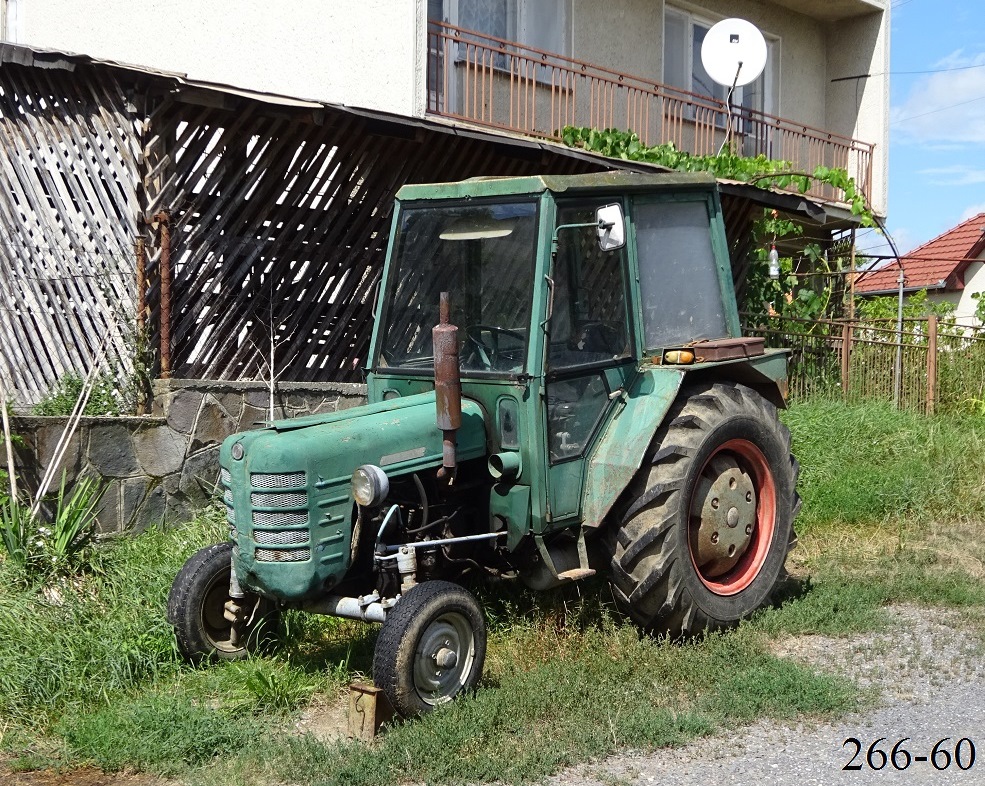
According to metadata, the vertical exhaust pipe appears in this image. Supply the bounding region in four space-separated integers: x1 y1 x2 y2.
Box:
433 292 461 485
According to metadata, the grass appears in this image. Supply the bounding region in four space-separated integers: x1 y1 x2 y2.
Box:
0 399 983 784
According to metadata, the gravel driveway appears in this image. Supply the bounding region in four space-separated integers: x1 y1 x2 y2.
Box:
551 605 985 786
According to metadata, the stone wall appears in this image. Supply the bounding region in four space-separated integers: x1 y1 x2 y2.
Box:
12 379 367 533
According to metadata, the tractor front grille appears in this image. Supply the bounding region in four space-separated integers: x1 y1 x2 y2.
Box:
254 528 309 546
251 491 307 508
253 510 308 527
248 472 310 562
251 472 305 489
256 547 311 562
219 466 313 562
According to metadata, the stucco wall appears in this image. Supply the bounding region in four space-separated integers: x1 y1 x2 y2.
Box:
5 0 426 116
12 380 367 533
569 0 887 213
825 10 890 214
956 259 985 325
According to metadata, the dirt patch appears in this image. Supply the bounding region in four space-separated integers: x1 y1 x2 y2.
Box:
293 692 351 743
0 764 168 786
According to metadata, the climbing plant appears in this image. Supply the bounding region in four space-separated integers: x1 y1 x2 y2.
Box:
560 127 874 225
560 126 875 322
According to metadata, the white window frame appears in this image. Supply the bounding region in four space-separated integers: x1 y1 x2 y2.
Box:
443 0 571 57
663 5 778 118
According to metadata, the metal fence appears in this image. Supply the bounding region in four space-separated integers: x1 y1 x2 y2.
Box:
742 314 985 414
426 21 874 205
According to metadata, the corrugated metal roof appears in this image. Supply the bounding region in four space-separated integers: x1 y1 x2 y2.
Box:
857 213 985 294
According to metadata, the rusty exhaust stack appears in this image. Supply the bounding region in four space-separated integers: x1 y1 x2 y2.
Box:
433 292 461 485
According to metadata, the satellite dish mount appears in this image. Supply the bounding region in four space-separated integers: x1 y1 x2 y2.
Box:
700 18 768 154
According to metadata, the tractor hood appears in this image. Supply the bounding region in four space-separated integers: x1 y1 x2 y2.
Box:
219 392 488 601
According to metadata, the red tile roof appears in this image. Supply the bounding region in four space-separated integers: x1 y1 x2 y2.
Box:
856 213 985 294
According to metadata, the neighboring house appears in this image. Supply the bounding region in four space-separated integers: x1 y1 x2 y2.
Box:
0 0 890 215
856 213 985 326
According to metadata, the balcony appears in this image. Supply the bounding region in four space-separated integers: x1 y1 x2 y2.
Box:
426 21 874 208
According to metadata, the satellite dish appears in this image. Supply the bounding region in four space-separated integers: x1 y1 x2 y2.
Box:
700 18 767 88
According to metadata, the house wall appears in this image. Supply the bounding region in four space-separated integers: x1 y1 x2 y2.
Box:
921 258 985 327
4 0 888 209
569 0 888 213
956 258 985 325
825 10 890 213
3 0 427 116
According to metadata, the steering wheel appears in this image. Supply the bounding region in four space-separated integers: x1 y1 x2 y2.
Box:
464 325 525 370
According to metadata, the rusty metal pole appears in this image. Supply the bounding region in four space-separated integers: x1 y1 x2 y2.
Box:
926 314 938 415
153 211 172 379
432 292 462 485
840 321 852 399
847 227 857 321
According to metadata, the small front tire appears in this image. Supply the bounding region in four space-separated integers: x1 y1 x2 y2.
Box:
373 581 486 718
167 542 280 663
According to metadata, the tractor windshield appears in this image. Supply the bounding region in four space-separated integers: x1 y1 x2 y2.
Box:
377 199 539 374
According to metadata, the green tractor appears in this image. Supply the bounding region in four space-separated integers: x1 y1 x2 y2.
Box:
168 171 799 718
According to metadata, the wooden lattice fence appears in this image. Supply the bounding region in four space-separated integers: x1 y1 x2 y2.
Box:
0 54 604 409
0 64 140 406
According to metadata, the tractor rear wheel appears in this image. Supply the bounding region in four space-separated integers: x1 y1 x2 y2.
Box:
609 381 799 637
168 542 280 663
373 580 486 718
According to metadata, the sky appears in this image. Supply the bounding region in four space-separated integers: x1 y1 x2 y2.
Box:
866 0 985 256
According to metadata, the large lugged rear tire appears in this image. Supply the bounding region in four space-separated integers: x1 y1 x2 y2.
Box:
167 542 281 663
373 580 486 718
609 381 799 637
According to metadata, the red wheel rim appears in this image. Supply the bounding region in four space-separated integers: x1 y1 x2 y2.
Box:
687 438 776 596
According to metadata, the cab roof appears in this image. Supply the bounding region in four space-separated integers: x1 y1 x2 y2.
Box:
396 171 718 202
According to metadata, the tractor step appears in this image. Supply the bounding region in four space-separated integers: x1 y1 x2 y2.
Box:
557 568 596 581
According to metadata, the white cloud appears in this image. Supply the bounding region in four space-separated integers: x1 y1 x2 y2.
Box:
917 166 985 186
960 203 985 222
892 51 985 144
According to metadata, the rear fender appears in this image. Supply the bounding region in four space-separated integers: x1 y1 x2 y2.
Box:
581 368 685 528
581 351 789 530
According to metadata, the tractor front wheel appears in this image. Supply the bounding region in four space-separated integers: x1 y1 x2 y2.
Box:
373 581 486 718
167 542 280 663
609 381 799 637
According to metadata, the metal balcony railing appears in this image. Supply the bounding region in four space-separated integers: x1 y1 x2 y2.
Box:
426 21 874 207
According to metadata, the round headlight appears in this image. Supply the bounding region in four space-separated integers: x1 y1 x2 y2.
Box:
351 464 389 507
230 442 245 460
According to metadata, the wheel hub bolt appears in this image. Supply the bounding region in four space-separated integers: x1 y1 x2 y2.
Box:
435 647 457 669
710 532 719 544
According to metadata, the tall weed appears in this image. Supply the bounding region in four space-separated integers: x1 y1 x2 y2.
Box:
782 399 985 530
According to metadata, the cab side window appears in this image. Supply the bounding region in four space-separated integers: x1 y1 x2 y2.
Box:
634 199 729 349
546 200 632 462
548 201 631 369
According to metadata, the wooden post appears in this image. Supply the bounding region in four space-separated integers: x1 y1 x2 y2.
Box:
926 314 938 415
348 682 393 741
841 321 852 399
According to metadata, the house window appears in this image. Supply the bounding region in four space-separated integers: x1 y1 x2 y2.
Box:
663 6 776 117
432 0 571 56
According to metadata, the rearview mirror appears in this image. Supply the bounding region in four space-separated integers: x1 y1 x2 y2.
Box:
596 203 625 251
